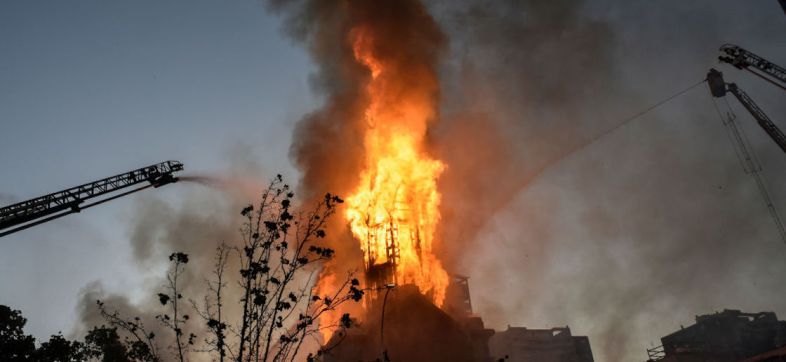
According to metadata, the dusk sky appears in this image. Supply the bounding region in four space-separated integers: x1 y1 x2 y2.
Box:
1 0 306 340
1 1 785 361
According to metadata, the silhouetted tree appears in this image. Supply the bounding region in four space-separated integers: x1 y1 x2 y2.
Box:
97 175 364 362
95 302 159 362
0 306 90 362
229 176 362 362
0 305 36 361
96 252 199 362
82 326 133 362
155 252 194 362
32 333 85 362
191 243 230 362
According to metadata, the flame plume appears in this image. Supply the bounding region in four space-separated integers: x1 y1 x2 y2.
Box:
345 25 449 306
281 0 450 342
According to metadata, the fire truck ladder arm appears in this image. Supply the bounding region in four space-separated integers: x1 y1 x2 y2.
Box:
707 69 786 245
0 160 183 237
719 44 786 92
707 69 786 155
727 84 786 154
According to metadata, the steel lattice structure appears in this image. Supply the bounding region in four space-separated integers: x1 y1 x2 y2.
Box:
0 160 183 237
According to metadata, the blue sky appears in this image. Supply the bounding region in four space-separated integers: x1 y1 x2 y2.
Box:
0 0 312 338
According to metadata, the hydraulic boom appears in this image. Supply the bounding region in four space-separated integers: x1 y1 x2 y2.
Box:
719 44 786 91
707 69 786 154
707 69 786 244
0 160 183 237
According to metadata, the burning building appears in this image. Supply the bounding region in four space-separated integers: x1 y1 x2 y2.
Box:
289 0 456 350
321 283 491 362
646 309 786 362
341 6 450 307
321 272 596 362
273 0 598 360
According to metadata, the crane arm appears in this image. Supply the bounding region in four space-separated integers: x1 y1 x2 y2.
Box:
707 69 786 155
719 44 786 90
0 160 183 237
726 84 786 154
707 69 786 244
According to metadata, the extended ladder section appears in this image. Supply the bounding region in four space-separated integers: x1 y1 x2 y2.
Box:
707 69 786 154
726 84 786 154
0 160 183 237
718 103 786 244
707 69 786 244
719 44 786 90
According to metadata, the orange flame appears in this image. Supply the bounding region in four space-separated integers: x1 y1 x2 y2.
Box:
345 26 449 306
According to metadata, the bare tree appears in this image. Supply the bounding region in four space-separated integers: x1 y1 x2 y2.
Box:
98 175 364 362
155 252 194 362
192 243 231 362
230 175 362 362
96 302 160 362
97 252 194 362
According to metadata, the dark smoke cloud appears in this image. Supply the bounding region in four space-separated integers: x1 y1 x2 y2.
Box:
272 0 445 200
272 0 786 360
429 0 624 268
269 0 652 358
269 0 368 202
267 0 378 286
424 1 786 361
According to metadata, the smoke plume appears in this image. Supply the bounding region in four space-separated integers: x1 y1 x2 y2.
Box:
274 0 786 361
427 1 786 361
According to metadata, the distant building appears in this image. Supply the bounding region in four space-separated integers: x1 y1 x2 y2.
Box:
444 274 594 362
489 326 594 362
646 309 786 362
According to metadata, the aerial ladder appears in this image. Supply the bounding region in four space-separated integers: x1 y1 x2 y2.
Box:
718 44 786 92
707 47 786 243
0 160 183 238
711 44 786 154
707 68 786 154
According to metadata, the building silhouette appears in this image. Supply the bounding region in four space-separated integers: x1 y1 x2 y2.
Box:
646 309 786 362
